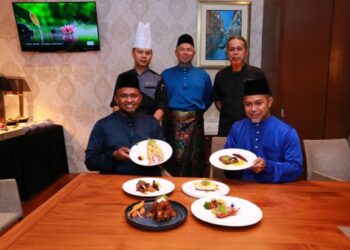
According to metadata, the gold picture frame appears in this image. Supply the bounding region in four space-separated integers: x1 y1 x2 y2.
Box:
197 0 251 68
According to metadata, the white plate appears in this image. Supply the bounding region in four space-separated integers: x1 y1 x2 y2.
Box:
122 177 175 197
209 148 257 171
191 196 263 227
129 139 172 166
181 180 230 198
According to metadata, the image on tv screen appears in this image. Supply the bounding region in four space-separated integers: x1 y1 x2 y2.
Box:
12 1 100 52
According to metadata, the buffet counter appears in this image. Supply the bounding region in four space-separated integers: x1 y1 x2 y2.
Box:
0 124 69 200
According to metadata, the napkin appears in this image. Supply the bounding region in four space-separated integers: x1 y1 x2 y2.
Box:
338 225 350 239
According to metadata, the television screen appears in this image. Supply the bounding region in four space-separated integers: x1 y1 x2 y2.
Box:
12 1 100 52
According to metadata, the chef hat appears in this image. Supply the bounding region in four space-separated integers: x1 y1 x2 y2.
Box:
244 78 272 96
116 72 140 90
133 22 152 49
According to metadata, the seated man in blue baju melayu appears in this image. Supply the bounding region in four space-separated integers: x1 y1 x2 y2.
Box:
85 72 163 176
224 78 303 183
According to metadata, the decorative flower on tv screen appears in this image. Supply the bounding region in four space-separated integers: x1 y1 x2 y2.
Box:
61 24 75 35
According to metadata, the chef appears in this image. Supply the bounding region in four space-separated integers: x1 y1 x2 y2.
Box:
110 22 167 122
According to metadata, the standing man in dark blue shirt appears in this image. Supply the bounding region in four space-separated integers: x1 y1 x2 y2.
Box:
86 72 164 175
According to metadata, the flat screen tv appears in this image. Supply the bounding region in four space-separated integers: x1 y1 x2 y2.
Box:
12 1 100 52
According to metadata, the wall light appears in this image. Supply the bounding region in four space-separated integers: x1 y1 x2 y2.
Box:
0 74 31 125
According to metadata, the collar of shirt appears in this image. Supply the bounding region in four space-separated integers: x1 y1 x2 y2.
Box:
176 64 193 70
133 67 150 76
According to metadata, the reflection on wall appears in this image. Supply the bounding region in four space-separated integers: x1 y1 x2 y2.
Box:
0 0 264 172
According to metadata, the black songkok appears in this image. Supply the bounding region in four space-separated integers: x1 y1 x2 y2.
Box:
116 72 140 90
244 78 272 96
176 34 194 47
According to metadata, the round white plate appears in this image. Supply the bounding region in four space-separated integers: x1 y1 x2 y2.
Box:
191 196 263 227
209 148 257 171
122 177 175 197
129 139 172 166
181 180 230 198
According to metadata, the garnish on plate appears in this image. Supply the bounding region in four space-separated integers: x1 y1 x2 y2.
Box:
194 179 218 191
203 198 239 218
232 153 248 162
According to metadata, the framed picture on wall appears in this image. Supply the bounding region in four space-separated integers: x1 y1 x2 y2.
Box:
197 0 251 68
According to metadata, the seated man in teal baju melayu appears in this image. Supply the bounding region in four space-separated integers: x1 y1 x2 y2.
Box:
224 78 303 183
85 72 164 176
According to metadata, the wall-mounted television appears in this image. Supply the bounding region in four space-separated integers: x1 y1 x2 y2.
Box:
12 1 100 52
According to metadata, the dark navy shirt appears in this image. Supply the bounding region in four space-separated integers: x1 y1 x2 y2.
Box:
213 64 266 136
85 111 163 175
110 69 167 115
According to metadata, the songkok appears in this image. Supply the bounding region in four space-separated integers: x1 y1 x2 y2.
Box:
176 34 194 47
116 72 140 90
244 78 272 96
133 22 151 49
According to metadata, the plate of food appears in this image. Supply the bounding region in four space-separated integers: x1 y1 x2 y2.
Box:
191 196 263 227
125 196 187 231
209 148 257 171
129 139 172 166
122 177 175 197
181 179 230 198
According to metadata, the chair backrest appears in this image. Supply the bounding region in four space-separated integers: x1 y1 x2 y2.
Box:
303 139 350 181
0 179 23 217
210 136 227 178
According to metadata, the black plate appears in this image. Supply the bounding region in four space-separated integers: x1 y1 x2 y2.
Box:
125 199 187 231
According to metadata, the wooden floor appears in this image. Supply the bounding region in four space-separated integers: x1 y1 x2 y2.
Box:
22 173 79 217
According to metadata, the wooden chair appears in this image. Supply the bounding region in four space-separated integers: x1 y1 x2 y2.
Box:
303 139 350 181
209 137 227 178
0 179 23 234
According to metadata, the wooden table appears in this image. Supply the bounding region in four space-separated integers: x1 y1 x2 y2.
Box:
1 174 350 249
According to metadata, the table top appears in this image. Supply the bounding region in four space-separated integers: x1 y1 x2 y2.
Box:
1 173 350 249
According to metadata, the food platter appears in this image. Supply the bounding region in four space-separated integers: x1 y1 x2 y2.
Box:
191 196 263 227
129 139 172 166
181 180 230 198
209 148 257 171
125 199 187 231
122 177 175 197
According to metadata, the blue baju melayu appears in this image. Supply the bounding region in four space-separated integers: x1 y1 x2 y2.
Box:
161 65 212 111
225 115 303 183
161 65 213 177
85 111 163 175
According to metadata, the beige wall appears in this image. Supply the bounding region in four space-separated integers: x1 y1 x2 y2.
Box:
0 0 264 172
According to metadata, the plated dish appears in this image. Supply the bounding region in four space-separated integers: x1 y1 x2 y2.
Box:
125 198 187 231
191 196 263 227
181 179 230 198
122 177 175 197
209 148 257 171
129 139 172 166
